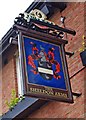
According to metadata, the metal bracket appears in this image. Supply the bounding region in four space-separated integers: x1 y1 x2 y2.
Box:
9 37 18 45
65 51 74 58
72 92 82 97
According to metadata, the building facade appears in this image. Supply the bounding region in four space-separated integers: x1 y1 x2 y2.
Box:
1 1 86 119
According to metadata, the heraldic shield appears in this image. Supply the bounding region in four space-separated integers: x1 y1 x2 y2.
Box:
38 49 53 80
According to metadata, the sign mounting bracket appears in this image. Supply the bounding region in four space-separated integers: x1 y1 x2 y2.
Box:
72 92 82 97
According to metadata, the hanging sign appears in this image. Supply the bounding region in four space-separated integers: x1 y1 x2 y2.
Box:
19 28 73 103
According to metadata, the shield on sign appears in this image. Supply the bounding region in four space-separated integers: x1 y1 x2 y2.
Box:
38 61 53 80
38 50 53 80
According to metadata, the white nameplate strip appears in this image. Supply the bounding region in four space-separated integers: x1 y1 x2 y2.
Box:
38 67 53 75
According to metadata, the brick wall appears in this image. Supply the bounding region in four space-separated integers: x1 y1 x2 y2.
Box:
1 2 85 119
28 2 85 118
0 46 18 114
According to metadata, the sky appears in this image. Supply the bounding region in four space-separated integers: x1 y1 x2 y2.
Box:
0 0 34 40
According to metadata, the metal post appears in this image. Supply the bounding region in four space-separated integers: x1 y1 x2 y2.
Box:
18 32 25 95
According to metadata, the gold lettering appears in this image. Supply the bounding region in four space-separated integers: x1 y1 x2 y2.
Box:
29 87 54 95
29 87 67 98
55 92 67 98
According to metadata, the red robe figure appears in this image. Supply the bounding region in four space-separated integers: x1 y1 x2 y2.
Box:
28 42 39 74
48 48 61 79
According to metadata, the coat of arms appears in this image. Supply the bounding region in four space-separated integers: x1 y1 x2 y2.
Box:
28 41 61 80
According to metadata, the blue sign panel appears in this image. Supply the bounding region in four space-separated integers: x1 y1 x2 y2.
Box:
24 37 66 90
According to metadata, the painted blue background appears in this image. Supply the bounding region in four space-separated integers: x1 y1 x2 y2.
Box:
23 37 66 90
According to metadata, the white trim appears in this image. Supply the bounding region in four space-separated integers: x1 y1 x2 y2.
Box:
38 67 53 75
15 54 23 96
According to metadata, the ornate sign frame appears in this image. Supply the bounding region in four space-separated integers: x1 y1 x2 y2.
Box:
17 26 73 103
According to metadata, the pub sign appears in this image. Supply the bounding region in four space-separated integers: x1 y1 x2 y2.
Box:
20 30 73 103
